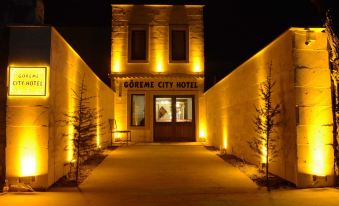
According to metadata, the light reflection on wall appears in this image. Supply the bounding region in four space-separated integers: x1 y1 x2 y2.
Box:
199 128 206 139
66 59 77 163
7 65 49 177
153 25 166 73
96 81 101 148
156 61 164 73
302 124 332 176
294 28 333 178
21 150 37 177
261 138 267 163
18 129 38 176
111 37 124 73
199 124 206 142
222 119 228 149
192 57 203 73
113 55 121 73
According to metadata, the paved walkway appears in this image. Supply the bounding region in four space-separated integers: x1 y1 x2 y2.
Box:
1 143 339 206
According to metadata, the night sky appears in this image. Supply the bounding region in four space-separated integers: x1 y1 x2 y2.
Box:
43 0 338 90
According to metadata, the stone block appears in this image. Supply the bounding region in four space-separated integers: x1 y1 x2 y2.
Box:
6 145 48 177
294 50 329 70
6 126 49 148
6 106 49 126
293 30 327 50
297 144 334 187
297 125 333 145
295 87 331 106
295 68 331 88
297 106 333 125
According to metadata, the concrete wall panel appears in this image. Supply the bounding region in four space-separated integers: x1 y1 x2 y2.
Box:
6 26 115 189
205 28 333 187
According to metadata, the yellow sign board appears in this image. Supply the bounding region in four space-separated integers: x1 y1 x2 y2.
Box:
9 67 47 96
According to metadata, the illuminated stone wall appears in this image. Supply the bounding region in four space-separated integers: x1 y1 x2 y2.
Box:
111 5 204 74
49 28 115 188
111 5 205 142
6 27 51 189
204 28 333 187
6 26 115 189
293 29 333 187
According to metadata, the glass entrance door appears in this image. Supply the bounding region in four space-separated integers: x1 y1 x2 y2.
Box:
154 96 195 142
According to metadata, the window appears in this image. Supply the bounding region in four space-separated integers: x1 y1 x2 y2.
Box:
129 26 148 61
175 97 193 122
170 26 188 62
155 96 193 123
155 97 172 122
131 94 145 126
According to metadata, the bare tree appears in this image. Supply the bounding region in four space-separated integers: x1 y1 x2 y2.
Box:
248 62 280 191
62 75 102 185
325 10 339 182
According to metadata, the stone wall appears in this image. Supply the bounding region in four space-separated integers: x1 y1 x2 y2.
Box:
293 28 333 187
204 28 333 187
49 28 115 188
6 26 51 189
6 26 115 189
111 5 204 74
111 5 205 142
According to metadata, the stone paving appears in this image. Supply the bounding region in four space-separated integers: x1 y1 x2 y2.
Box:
1 143 339 206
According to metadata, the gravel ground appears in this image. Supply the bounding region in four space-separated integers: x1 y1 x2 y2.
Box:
217 152 295 190
51 146 119 188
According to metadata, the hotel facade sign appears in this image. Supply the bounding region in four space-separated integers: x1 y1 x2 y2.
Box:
8 67 47 96
121 79 201 90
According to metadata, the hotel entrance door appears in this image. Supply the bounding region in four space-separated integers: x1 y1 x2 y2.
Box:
154 96 195 142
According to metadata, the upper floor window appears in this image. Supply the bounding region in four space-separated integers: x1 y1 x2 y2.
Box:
170 25 189 62
129 25 148 62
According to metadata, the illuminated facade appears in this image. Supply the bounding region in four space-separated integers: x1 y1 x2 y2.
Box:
110 4 205 142
1 4 335 190
6 26 115 189
204 28 334 188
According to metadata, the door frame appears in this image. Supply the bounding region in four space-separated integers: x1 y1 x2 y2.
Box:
153 95 195 142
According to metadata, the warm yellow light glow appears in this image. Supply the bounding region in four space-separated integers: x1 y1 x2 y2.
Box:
21 153 36 177
113 59 121 73
199 129 206 139
111 34 124 73
96 87 101 148
66 90 75 162
66 62 77 163
261 141 267 163
222 127 228 149
156 61 164 73
303 128 332 176
67 126 74 162
152 24 166 73
257 80 268 164
12 127 47 177
8 66 47 96
193 57 202 73
223 137 227 149
194 64 201 73
114 132 120 142
313 146 326 176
